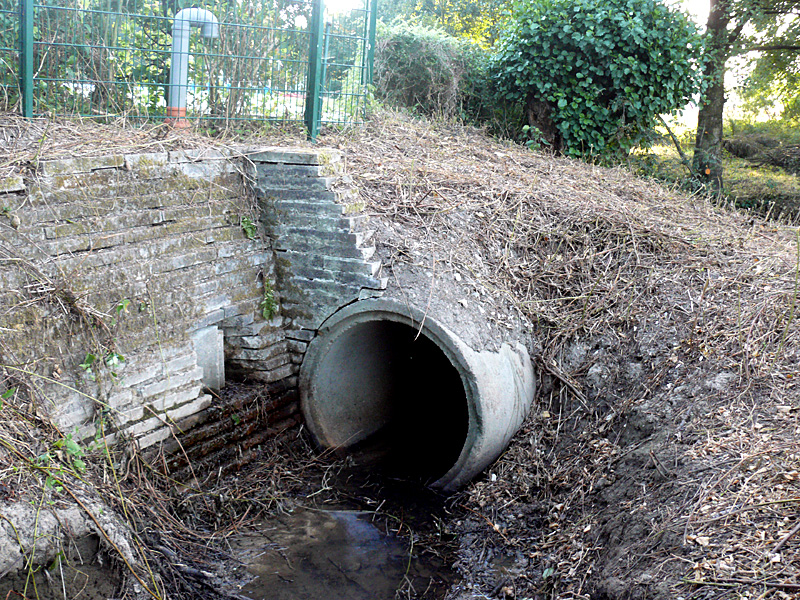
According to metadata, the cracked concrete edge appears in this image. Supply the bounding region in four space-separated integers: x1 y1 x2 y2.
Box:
0 494 137 577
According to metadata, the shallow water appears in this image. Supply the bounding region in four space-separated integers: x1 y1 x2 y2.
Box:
229 507 449 599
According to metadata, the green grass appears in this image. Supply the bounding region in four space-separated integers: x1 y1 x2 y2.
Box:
725 159 800 214
632 134 800 217
725 117 800 146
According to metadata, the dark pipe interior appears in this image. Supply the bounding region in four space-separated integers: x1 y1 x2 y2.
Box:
314 320 469 483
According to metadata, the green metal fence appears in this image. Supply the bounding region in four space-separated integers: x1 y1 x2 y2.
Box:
0 0 376 137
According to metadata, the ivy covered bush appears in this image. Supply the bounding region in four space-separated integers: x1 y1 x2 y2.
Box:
493 0 702 157
374 22 491 119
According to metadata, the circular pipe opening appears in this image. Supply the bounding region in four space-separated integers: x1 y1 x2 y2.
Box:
301 318 469 483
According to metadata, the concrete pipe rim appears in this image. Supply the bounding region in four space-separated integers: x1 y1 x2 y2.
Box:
299 298 482 489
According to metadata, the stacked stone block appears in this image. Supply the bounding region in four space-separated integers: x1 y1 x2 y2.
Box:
0 144 386 479
250 149 387 357
0 149 291 453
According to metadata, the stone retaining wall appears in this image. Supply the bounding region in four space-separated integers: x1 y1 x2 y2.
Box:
0 146 381 471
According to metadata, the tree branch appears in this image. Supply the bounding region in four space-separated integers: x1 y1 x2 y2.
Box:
727 18 749 47
657 115 694 175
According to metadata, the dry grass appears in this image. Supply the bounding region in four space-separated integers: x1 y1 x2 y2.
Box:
323 110 800 373
0 114 309 182
1 109 800 599
319 111 800 599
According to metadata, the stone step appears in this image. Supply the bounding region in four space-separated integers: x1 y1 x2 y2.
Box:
354 229 376 247
275 211 369 233
256 163 327 179
262 198 344 219
273 226 356 247
248 148 343 167
360 245 376 261
279 249 381 277
280 289 343 319
274 227 375 253
273 234 367 260
257 175 334 192
290 264 382 289
256 188 357 204
284 274 387 302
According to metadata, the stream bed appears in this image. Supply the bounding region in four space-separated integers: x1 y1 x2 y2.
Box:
227 504 453 599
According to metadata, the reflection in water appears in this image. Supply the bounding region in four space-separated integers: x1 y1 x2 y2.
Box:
229 508 445 600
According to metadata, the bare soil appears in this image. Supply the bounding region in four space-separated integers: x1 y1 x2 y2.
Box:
0 534 119 600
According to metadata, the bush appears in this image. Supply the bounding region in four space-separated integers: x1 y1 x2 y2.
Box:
374 22 492 119
493 0 702 158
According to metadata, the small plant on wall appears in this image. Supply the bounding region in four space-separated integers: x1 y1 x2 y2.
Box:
260 279 279 320
240 215 258 240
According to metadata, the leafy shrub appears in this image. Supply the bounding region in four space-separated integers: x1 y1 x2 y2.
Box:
374 22 492 119
493 0 702 158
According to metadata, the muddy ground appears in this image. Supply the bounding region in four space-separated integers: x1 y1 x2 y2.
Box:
2 110 800 600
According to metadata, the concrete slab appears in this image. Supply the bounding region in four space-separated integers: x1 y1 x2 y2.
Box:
191 326 225 391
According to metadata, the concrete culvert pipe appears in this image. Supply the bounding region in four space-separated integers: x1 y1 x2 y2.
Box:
299 299 535 491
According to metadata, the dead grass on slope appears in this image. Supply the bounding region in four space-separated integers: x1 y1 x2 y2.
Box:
0 110 799 599
320 111 800 599
0 114 308 182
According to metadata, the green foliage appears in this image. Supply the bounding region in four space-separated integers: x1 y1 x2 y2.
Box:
79 353 98 381
742 52 800 121
35 433 88 492
493 0 702 158
740 1 800 121
110 297 130 326
633 137 800 217
115 298 130 315
379 0 510 46
725 117 800 147
53 434 87 475
260 279 278 320
374 21 493 118
240 216 258 240
79 349 125 382
104 351 125 380
0 386 14 410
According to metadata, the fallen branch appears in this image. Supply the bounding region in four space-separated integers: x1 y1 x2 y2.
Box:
772 519 800 553
687 578 800 591
657 115 694 175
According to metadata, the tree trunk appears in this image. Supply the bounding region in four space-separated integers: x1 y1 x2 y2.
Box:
693 0 731 195
525 94 561 152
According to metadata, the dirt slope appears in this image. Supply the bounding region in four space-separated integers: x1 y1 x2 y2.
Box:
1 110 799 600
319 112 800 600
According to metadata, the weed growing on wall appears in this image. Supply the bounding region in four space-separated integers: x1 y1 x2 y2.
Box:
260 279 279 320
240 215 258 240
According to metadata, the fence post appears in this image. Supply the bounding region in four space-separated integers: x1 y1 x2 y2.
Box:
366 0 377 85
20 0 33 118
304 0 325 142
320 21 331 97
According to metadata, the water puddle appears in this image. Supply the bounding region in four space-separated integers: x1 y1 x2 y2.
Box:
228 506 452 599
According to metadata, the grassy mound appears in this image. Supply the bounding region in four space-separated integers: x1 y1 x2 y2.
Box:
321 110 800 600
1 109 799 600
